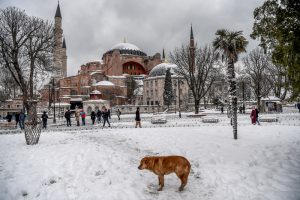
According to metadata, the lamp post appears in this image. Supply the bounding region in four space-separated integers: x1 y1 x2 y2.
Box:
147 97 150 114
58 87 61 119
178 77 182 118
52 78 56 124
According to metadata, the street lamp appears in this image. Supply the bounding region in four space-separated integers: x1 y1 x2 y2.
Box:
175 76 183 118
147 97 150 114
52 78 56 124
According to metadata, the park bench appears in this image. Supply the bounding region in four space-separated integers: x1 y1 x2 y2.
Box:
151 116 167 124
202 117 219 123
259 117 278 122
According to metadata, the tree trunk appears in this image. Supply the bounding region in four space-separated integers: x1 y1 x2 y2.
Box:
194 98 200 114
228 60 238 139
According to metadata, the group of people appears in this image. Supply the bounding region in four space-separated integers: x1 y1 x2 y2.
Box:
5 111 26 129
64 107 113 127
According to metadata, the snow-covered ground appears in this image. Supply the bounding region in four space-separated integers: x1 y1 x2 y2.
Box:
1 120 300 200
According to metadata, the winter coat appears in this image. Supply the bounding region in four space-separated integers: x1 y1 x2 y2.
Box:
41 113 48 122
65 111 71 119
255 108 259 118
135 110 141 121
75 110 80 121
91 111 96 120
102 111 109 119
96 110 102 118
19 113 26 121
80 111 86 119
250 109 256 124
15 113 20 122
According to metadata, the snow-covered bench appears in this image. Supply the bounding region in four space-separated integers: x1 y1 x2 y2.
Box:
259 117 278 122
151 116 167 124
202 117 219 123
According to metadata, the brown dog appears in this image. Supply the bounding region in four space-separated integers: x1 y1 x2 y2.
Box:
138 156 191 191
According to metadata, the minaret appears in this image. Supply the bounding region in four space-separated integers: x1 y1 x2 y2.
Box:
53 2 67 78
162 48 166 62
62 37 67 77
189 24 195 72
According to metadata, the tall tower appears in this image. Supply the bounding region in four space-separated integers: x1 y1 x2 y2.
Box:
53 2 67 78
189 25 195 72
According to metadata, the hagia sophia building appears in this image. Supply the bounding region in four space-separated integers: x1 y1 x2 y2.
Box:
37 2 192 115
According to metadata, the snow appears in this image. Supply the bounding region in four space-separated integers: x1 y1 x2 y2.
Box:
90 90 101 94
111 42 140 51
149 63 178 77
0 113 300 200
93 81 115 86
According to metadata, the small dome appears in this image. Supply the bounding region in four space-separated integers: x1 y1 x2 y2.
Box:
149 63 178 77
93 81 115 86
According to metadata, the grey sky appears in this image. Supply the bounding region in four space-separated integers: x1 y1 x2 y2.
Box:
0 0 264 76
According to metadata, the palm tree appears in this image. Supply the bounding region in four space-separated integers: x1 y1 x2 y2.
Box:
213 29 248 139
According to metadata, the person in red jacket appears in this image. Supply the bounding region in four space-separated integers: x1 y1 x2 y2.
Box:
80 110 86 126
250 107 257 125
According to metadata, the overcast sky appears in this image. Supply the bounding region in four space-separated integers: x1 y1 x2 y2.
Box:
1 0 264 76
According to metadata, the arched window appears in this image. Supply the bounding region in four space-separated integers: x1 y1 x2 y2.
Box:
95 106 99 111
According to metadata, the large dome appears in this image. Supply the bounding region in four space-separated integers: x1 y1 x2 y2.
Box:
111 42 140 51
149 63 178 77
106 42 147 56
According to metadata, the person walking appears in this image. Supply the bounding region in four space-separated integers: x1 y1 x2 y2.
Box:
65 109 71 127
255 106 260 125
96 109 102 124
135 107 141 128
102 108 110 127
19 111 26 129
15 112 20 128
41 111 48 129
80 110 86 126
108 109 111 119
116 109 121 120
75 108 80 126
91 111 96 125
250 107 256 125
221 106 224 114
297 102 300 113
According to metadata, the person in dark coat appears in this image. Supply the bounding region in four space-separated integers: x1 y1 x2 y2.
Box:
297 103 300 113
15 112 20 128
220 106 224 114
96 110 102 123
116 109 121 120
135 107 141 128
102 108 110 127
255 107 260 125
91 111 96 125
19 111 26 129
6 113 12 122
108 109 111 119
41 111 48 129
65 109 71 127
250 107 256 125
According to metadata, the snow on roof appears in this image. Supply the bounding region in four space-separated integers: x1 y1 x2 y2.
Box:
134 87 143 96
81 86 91 88
70 98 82 102
93 81 115 86
107 75 126 79
90 90 101 94
90 70 103 75
135 80 143 86
261 96 281 101
111 42 140 51
83 99 109 103
149 62 178 77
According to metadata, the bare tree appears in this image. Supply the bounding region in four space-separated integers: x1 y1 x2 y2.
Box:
0 7 54 144
170 45 220 114
266 62 290 100
242 48 272 110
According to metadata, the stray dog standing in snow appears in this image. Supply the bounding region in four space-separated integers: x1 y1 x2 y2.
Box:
138 156 191 191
